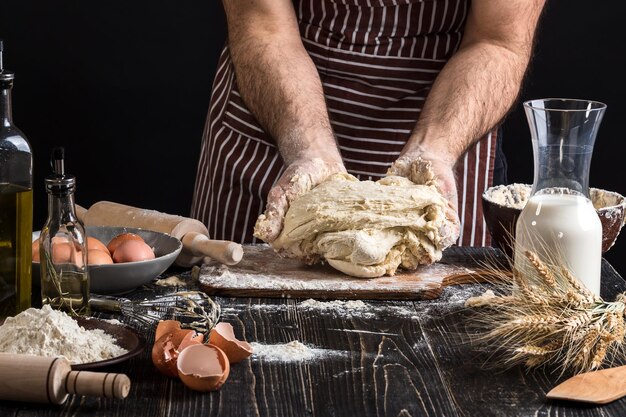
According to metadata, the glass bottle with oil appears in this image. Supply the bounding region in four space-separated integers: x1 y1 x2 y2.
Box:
40 148 90 316
0 40 33 319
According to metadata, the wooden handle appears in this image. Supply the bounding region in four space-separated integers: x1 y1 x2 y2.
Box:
0 354 130 405
181 232 243 265
65 370 131 399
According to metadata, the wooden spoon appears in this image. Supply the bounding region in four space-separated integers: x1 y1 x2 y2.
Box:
547 365 626 404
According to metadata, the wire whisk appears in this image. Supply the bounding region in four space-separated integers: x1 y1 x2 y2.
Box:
90 291 220 333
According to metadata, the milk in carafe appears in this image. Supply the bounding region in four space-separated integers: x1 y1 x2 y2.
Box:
514 192 602 295
514 98 607 296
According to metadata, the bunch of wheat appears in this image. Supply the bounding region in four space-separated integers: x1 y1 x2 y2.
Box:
466 250 626 374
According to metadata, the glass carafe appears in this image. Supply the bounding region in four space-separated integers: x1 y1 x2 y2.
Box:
514 98 606 296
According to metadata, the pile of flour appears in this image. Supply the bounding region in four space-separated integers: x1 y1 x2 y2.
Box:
250 340 345 362
0 305 127 364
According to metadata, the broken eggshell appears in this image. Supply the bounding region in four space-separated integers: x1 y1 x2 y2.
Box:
208 322 253 364
151 325 204 377
155 320 182 342
177 344 230 392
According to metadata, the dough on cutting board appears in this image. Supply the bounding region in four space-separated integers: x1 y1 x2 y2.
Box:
254 160 457 278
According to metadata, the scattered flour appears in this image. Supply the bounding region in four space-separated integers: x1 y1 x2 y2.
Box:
0 305 127 364
298 298 368 311
154 275 187 287
250 340 344 362
102 318 123 325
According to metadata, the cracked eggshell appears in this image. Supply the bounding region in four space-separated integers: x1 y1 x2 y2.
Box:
155 320 182 342
151 333 180 377
208 322 253 364
177 344 230 392
152 327 204 378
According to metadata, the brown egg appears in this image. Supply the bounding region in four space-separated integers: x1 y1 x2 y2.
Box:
32 238 40 262
208 322 253 364
107 233 145 255
87 236 110 255
52 242 83 267
32 236 84 266
87 249 113 265
112 240 155 263
177 344 230 392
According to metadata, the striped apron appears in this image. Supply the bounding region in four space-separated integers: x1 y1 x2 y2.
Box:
192 0 496 246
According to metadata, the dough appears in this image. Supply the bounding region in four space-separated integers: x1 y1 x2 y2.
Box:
254 164 457 278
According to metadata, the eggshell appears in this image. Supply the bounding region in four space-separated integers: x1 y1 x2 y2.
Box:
107 233 145 255
87 236 110 254
155 320 182 342
112 240 155 263
177 344 230 392
208 322 253 364
151 325 204 378
151 333 180 377
87 249 114 265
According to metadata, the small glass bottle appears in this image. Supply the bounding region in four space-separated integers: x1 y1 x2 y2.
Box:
0 39 33 319
40 147 90 316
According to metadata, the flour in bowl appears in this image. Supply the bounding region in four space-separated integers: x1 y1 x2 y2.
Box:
0 305 127 364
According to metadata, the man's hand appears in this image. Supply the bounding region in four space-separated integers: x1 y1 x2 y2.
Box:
388 151 460 245
254 157 346 243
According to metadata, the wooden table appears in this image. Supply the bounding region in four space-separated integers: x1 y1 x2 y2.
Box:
2 247 626 417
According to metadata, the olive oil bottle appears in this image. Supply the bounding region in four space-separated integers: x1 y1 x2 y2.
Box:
0 40 34 319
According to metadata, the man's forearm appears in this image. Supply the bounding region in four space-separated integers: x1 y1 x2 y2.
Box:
403 41 530 163
403 0 544 164
227 23 340 165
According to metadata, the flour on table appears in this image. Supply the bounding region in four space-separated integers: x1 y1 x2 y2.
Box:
250 340 345 362
254 159 457 278
0 305 127 364
154 275 187 287
298 298 368 311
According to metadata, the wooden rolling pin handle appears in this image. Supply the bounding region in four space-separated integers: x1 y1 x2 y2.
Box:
0 354 130 405
65 370 131 399
181 232 243 266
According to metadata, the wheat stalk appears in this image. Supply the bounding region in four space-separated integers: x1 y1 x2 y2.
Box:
466 250 626 375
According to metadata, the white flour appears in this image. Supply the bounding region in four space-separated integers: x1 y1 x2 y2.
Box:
298 298 368 310
154 275 187 287
250 340 345 362
0 305 127 364
483 183 531 209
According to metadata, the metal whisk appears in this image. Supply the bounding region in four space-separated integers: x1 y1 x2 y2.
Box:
90 291 220 333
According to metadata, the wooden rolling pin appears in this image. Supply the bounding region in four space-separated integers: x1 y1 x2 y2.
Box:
0 354 130 404
77 201 243 267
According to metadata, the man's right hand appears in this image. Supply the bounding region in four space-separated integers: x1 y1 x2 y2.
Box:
254 157 346 243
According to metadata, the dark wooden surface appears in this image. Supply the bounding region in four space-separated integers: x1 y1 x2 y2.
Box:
1 247 626 417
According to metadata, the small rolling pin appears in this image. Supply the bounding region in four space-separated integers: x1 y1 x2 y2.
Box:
76 201 243 267
0 354 130 404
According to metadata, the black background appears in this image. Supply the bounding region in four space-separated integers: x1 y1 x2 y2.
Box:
2 1 625 273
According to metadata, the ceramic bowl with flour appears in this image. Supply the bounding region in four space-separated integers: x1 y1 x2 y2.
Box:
482 184 626 257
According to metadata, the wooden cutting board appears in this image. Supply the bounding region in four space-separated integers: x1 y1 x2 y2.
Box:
198 245 503 300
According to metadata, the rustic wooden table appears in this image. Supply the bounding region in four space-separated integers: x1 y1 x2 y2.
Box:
2 247 626 417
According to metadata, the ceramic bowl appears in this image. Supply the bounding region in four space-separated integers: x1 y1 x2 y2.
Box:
482 184 626 258
33 226 182 294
